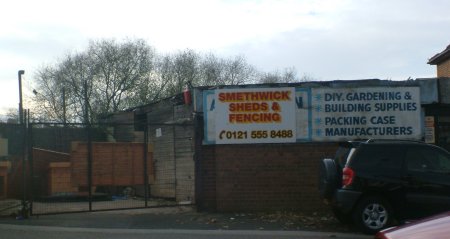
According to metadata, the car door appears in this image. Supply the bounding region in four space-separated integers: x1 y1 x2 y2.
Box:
404 145 450 218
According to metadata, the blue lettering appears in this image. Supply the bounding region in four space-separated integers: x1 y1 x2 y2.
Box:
325 93 343 101
325 126 413 136
370 116 395 124
210 99 215 111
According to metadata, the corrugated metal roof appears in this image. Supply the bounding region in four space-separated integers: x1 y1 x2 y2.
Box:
119 78 443 114
193 78 441 113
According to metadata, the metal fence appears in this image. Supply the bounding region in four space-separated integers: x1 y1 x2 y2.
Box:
0 121 195 216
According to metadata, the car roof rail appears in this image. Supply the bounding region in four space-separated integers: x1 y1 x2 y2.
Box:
339 141 362 148
365 138 425 144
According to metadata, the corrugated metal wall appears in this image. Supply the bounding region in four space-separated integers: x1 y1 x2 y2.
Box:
146 101 195 203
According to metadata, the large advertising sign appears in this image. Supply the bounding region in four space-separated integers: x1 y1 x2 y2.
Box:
310 87 421 141
203 86 421 144
204 87 298 144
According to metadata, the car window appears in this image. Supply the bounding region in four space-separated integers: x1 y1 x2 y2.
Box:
350 145 403 172
435 152 450 173
406 146 450 173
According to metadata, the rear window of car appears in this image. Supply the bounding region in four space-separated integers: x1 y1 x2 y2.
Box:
349 144 404 172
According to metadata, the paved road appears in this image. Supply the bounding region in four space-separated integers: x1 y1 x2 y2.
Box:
0 224 371 239
0 206 372 239
0 206 355 231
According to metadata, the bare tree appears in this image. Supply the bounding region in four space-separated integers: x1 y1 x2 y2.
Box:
33 39 155 123
223 55 257 85
199 54 256 86
5 108 19 123
32 53 92 123
60 53 96 123
32 38 309 123
88 39 155 114
169 49 200 94
199 53 224 86
132 50 198 103
258 67 311 83
33 65 64 122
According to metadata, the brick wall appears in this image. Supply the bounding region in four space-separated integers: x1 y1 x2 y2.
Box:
197 145 217 211
198 143 338 212
437 59 450 77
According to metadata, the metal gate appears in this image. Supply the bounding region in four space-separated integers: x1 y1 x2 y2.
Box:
27 122 195 215
0 123 26 217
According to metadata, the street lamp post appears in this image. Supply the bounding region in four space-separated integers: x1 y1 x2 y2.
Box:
18 70 25 124
17 70 28 218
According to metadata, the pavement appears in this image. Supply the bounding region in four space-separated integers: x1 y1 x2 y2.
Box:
0 206 371 239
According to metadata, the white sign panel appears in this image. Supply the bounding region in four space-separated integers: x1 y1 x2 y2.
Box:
310 87 421 141
204 87 297 144
203 86 422 144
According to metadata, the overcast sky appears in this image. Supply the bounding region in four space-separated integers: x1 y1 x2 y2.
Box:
1 0 449 115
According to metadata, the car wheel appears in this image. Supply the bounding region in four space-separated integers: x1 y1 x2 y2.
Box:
353 196 393 234
318 158 338 199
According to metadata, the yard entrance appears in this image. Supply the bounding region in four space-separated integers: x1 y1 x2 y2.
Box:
28 122 195 215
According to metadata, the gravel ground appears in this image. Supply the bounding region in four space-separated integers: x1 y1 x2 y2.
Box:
185 210 355 232
83 206 356 232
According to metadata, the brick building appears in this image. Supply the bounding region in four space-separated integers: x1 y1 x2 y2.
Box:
114 77 449 213
2 46 449 215
194 79 443 212
428 44 450 77
101 45 450 213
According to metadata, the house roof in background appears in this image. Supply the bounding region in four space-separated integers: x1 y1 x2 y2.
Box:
428 44 450 65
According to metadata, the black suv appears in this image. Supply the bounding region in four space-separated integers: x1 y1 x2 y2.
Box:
319 139 450 234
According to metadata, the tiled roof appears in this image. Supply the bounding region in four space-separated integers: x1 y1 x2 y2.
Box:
428 44 450 65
